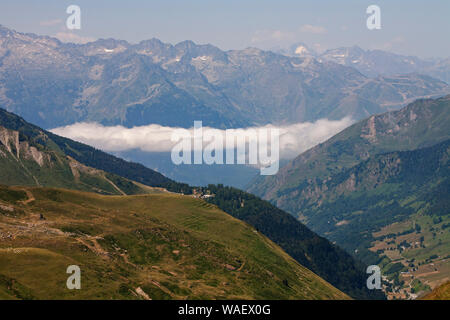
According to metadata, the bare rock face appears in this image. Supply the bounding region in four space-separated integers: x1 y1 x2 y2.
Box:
19 141 50 167
0 126 19 157
0 126 49 166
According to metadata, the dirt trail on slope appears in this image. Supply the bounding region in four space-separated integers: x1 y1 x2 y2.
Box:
135 287 151 300
20 189 35 205
103 176 126 195
76 236 110 259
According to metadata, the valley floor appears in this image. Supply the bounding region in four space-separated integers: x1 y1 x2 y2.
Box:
370 212 449 299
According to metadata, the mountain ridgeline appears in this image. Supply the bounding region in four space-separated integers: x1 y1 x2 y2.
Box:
0 25 448 130
278 43 450 83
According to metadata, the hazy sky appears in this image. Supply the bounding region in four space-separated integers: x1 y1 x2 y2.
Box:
1 0 449 58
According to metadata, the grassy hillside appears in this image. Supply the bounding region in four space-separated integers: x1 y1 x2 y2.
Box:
421 282 450 300
0 185 348 300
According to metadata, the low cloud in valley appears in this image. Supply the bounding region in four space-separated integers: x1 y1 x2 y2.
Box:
51 118 353 160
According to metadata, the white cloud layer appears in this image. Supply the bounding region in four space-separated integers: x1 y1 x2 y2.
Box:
54 32 96 44
299 24 327 34
251 24 327 44
51 118 353 160
40 19 63 27
251 30 295 44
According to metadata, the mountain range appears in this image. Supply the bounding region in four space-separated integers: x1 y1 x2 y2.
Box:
0 25 448 131
281 43 450 83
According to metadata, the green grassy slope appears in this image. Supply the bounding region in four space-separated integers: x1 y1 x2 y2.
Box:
422 282 450 300
0 185 349 300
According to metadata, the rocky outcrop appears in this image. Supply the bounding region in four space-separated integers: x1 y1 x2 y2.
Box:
0 126 48 166
0 126 19 157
